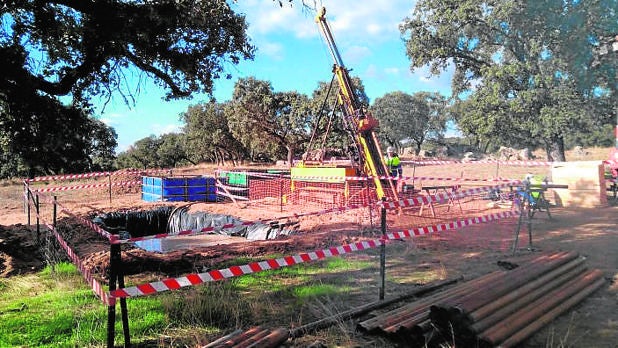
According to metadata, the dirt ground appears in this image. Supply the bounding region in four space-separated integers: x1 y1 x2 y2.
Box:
1 160 617 347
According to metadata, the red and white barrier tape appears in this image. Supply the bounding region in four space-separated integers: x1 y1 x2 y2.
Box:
26 168 168 183
405 176 517 183
216 190 250 201
109 209 517 299
32 180 140 193
44 221 115 305
55 201 115 242
216 182 249 192
401 159 556 166
386 210 517 239
27 202 114 305
382 181 521 210
28 171 112 182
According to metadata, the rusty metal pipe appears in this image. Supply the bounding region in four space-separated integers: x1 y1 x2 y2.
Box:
469 257 585 322
470 263 587 333
498 277 605 347
360 273 498 332
232 328 271 348
479 269 603 346
219 326 263 347
376 275 493 331
382 273 506 333
447 251 578 313
246 328 289 348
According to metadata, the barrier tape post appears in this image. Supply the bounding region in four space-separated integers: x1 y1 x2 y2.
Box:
116 244 131 346
23 181 27 223
53 195 57 230
379 197 386 301
279 173 284 213
513 192 525 254
35 194 40 245
26 183 31 226
107 241 131 348
108 174 112 205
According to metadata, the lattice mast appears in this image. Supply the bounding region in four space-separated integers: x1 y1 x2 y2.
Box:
315 7 398 201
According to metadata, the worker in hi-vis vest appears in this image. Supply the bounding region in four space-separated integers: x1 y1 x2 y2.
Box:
385 146 402 178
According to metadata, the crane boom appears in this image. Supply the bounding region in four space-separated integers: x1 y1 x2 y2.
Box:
315 7 398 201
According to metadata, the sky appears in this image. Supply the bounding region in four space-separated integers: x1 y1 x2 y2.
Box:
96 0 454 152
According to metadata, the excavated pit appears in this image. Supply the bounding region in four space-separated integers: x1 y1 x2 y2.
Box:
92 205 298 253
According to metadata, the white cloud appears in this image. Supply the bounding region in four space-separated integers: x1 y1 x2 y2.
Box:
258 41 285 60
344 45 371 64
384 67 402 75
151 123 182 135
235 0 416 43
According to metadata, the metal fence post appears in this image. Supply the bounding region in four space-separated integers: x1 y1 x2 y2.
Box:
379 197 386 300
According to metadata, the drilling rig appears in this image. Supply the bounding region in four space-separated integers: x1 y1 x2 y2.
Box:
290 7 399 204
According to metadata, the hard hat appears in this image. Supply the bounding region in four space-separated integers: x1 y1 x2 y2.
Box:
387 146 394 153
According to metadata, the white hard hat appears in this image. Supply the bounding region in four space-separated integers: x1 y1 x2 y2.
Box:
387 146 394 153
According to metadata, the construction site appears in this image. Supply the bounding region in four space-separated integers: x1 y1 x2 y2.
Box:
3 6 618 348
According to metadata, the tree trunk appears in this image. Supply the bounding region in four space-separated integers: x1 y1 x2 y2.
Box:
286 145 294 169
544 138 566 162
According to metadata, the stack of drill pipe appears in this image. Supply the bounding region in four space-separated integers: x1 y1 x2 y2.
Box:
476 269 604 347
357 270 506 344
202 326 288 348
429 251 578 334
428 251 605 347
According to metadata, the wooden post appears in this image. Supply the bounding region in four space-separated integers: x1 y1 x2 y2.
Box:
279 174 283 212
108 174 112 205
379 197 386 300
26 183 31 226
53 196 57 227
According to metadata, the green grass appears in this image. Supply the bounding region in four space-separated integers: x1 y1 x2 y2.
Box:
0 253 430 346
0 263 167 347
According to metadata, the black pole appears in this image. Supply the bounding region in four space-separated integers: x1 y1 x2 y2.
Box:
525 182 533 250
512 197 524 255
107 244 119 348
26 185 31 226
35 194 40 245
379 197 386 300
117 255 131 346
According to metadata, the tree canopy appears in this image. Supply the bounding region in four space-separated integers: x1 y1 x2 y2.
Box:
1 0 254 177
372 91 448 155
227 77 312 166
401 0 618 160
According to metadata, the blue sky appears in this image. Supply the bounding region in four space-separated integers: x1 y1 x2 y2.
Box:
96 0 454 152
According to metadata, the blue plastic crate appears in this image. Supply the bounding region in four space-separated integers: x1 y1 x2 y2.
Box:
163 195 187 202
187 193 218 202
162 187 185 195
141 192 162 202
164 178 186 187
